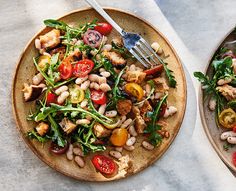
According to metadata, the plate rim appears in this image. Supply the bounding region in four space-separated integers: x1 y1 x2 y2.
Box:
199 27 236 173
12 7 187 181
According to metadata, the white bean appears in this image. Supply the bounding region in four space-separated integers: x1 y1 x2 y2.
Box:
73 147 84 156
227 137 236 144
164 106 177 118
35 39 41 49
121 118 132 128
80 80 90 90
126 137 136 146
109 150 122 159
129 125 138 137
100 71 111 78
217 78 232 86
98 77 106 84
99 68 105 72
117 116 127 127
98 104 106 115
32 73 44 85
220 131 236 140
93 82 100 90
100 83 111 92
74 156 85 168
66 144 74 161
123 145 135 151
57 91 69 104
55 85 68 95
115 147 123 152
151 42 163 54
80 99 88 108
142 141 154 150
105 110 117 118
102 44 112 52
209 97 217 111
129 64 136 71
75 76 88 85
76 119 90 125
88 74 100 82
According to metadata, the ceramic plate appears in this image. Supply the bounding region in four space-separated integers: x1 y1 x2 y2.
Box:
200 28 236 173
12 8 187 181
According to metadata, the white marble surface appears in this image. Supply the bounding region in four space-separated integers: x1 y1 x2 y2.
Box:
0 0 235 190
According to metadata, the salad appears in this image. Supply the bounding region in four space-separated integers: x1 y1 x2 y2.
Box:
194 45 236 167
22 18 177 176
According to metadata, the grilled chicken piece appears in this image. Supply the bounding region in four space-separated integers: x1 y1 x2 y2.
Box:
153 77 169 93
59 118 77 134
39 29 61 49
132 106 146 134
36 122 49 136
102 51 126 68
117 99 132 116
216 84 236 101
126 71 146 84
22 83 43 102
139 100 153 122
93 123 111 138
112 37 124 47
50 46 66 61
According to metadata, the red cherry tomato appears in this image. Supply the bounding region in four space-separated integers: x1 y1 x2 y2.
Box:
144 65 164 75
233 125 236 133
58 57 73 79
94 22 113 35
50 142 69 155
83 30 102 48
232 152 236 167
91 89 107 105
159 103 167 118
92 155 117 175
73 59 94 77
46 92 58 105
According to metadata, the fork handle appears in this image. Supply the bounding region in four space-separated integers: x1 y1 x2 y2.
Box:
85 0 124 35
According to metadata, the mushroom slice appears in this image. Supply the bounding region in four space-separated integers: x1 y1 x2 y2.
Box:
22 83 43 102
59 118 77 134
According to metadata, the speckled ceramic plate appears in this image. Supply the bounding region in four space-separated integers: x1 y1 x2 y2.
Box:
12 8 186 181
200 28 236 173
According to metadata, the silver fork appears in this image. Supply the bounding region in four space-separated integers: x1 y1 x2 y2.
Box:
85 0 163 68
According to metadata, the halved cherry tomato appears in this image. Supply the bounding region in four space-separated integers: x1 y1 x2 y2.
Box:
83 30 102 48
144 65 164 75
159 103 167 118
68 84 84 104
124 83 144 101
46 92 58 105
233 125 236 133
110 128 128 146
94 22 113 35
50 142 69 155
58 57 73 79
92 155 117 175
73 59 94 77
232 152 236 167
91 89 107 105
219 108 236 129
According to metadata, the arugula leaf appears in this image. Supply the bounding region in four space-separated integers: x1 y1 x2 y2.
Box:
163 62 176 88
144 94 168 146
27 130 48 143
44 19 68 31
102 57 117 77
48 114 66 147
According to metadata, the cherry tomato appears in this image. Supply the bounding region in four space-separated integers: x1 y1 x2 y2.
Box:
83 30 102 48
94 22 113 35
124 83 144 101
46 92 58 105
219 108 236 129
233 125 236 133
91 89 107 105
68 84 85 104
232 152 236 167
58 57 73 79
38 55 51 71
110 128 128 146
73 59 94 77
144 65 164 75
50 142 69 155
159 103 167 118
92 155 117 175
